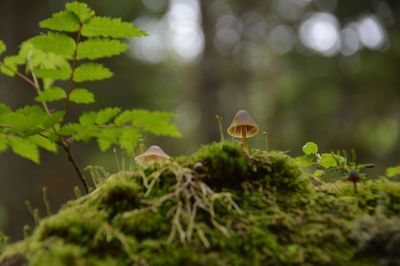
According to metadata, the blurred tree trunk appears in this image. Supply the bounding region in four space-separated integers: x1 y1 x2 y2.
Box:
198 0 221 143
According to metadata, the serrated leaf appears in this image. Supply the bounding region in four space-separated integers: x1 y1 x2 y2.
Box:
96 107 120 125
69 88 95 104
82 16 147 38
97 127 120 151
39 10 80 32
0 135 8 152
42 111 64 128
30 32 75 58
79 112 97 126
35 87 66 102
66 2 95 23
9 136 39 163
0 40 5 54
73 63 113 82
33 66 71 80
77 39 129 60
0 55 24 77
119 127 140 154
0 106 48 134
302 142 318 155
29 135 57 153
319 153 338 169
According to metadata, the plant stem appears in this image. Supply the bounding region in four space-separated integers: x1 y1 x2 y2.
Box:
60 140 89 193
0 61 37 90
61 24 82 126
216 115 225 142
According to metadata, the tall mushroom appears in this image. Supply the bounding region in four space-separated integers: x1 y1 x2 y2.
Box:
348 169 361 193
135 145 170 166
227 110 259 153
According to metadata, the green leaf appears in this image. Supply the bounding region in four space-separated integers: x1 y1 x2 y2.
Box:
81 16 147 38
66 2 95 23
33 66 71 80
302 142 318 155
0 106 48 135
0 40 5 54
79 112 97 126
295 154 314 168
0 55 25 77
35 87 66 102
73 63 113 82
313 169 324 177
39 10 80 32
96 107 120 125
77 39 129 60
319 153 338 169
29 135 57 153
69 88 95 104
30 32 75 58
42 111 64 128
386 165 400 177
119 128 140 154
0 135 8 152
115 110 181 137
9 136 39 163
97 127 120 151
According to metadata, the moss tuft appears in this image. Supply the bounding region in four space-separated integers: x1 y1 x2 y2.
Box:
191 142 248 188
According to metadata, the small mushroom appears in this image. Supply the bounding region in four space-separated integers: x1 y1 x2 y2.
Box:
348 169 361 193
227 110 259 153
135 145 170 166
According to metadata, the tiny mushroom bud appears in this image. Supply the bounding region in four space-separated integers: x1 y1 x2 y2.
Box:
135 145 170 166
227 110 259 153
348 169 361 193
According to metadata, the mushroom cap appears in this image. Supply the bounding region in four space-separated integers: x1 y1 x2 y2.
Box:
135 145 170 165
227 110 259 138
348 169 361 182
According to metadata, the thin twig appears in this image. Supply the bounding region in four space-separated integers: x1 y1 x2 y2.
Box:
0 61 37 89
60 140 89 193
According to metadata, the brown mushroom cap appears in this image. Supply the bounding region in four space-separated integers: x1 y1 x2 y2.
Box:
227 110 259 138
135 145 170 165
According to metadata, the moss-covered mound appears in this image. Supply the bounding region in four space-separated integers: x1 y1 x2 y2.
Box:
1 142 400 266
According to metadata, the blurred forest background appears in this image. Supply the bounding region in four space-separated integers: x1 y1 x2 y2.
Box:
0 0 399 240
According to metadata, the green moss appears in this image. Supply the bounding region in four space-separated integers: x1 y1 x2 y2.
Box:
191 142 248 188
0 142 399 266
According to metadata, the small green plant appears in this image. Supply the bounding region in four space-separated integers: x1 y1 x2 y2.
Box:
296 141 374 182
0 2 181 192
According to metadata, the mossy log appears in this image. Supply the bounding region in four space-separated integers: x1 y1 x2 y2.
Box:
1 142 399 266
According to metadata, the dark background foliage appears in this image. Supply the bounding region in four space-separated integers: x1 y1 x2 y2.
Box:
0 0 399 240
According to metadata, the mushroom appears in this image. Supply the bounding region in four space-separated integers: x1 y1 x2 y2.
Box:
227 110 259 153
135 145 170 166
348 169 361 193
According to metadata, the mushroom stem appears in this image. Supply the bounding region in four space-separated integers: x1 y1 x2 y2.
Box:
263 131 268 152
353 181 358 193
242 127 249 154
216 115 225 142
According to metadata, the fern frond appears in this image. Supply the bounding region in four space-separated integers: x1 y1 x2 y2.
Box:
0 40 5 55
